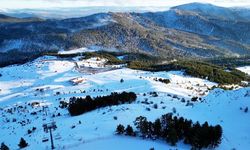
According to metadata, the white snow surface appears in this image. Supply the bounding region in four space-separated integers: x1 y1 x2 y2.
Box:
76 57 107 68
58 46 120 55
237 66 250 75
58 47 100 54
0 56 249 150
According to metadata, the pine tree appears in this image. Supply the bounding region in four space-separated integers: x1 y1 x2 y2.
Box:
125 125 135 136
116 124 125 134
134 116 148 137
147 121 154 139
167 126 178 146
85 95 92 101
18 138 28 149
1 142 9 150
212 125 222 148
244 107 248 113
191 122 202 149
199 122 210 148
116 114 222 149
153 118 161 137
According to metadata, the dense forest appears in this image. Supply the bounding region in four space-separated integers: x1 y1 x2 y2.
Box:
0 51 42 67
116 113 222 149
68 92 137 116
174 61 248 84
128 60 249 85
207 56 250 68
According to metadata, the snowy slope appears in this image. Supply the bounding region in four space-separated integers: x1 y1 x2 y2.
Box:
0 56 249 150
58 46 120 55
58 47 98 54
237 66 250 75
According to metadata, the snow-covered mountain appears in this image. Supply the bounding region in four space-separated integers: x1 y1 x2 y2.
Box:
0 55 249 149
172 2 250 21
0 6 170 19
1 3 250 67
1 2 250 150
141 3 250 44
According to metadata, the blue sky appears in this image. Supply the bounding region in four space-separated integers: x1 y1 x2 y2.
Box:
1 0 250 9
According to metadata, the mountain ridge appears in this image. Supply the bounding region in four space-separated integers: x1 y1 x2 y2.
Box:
1 3 250 66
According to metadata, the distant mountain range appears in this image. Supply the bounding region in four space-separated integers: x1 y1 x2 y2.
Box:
1 3 250 65
0 6 171 19
0 14 43 23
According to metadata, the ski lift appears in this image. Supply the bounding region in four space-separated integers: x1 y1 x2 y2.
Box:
54 133 61 140
42 137 49 143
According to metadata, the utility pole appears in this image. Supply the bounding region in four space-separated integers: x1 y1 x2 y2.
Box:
43 106 49 116
43 121 57 149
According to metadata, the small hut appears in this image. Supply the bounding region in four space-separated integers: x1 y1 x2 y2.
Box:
70 77 86 85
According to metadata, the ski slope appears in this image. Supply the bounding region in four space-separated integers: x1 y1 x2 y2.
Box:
0 56 249 150
237 66 250 75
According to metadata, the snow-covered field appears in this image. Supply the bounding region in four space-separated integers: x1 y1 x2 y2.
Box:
76 57 107 68
58 47 100 55
0 56 249 150
58 46 120 55
237 66 250 75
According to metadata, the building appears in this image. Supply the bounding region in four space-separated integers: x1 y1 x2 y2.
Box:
70 77 86 85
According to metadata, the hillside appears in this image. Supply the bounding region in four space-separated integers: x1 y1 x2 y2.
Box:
141 4 250 44
0 54 249 149
0 14 43 23
1 2 250 150
1 3 250 67
172 2 250 21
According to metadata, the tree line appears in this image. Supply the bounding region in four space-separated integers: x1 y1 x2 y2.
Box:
116 113 222 149
68 92 137 116
128 59 248 85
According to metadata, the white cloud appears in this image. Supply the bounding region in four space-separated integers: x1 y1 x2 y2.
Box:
1 0 250 9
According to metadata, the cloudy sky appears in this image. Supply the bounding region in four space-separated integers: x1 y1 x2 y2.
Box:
1 0 250 9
